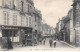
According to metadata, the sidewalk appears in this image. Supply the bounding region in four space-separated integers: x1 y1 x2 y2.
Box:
60 41 75 48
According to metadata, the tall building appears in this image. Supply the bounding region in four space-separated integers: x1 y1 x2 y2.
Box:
56 9 73 43
72 0 80 46
0 0 42 47
68 9 75 44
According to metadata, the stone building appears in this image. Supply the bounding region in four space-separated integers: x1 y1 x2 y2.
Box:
0 0 42 46
32 9 42 44
42 23 54 38
68 9 75 44
56 9 74 44
55 19 63 40
72 0 80 46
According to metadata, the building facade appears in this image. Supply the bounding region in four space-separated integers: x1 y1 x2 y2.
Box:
69 9 75 44
0 0 42 46
56 9 74 44
42 23 55 38
55 19 63 40
72 0 80 46
32 9 42 44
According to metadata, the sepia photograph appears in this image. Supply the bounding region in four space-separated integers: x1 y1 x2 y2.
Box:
0 0 80 51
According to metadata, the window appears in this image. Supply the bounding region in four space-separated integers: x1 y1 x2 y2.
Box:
28 4 32 13
26 17 28 26
4 13 6 24
21 16 23 25
35 15 36 22
28 4 29 13
3 12 9 25
7 14 9 24
21 1 24 11
21 15 24 25
76 30 80 43
13 14 17 25
29 17 32 27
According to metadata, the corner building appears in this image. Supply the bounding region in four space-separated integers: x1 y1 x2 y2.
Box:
0 0 42 46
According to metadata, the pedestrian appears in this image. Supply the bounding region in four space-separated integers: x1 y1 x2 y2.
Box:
40 39 42 45
49 38 53 47
43 39 45 45
22 39 25 47
7 38 13 49
53 39 57 48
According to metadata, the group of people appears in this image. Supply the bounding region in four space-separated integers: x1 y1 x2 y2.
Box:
42 38 57 48
49 38 57 48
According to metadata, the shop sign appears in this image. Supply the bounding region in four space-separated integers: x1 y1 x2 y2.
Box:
2 26 18 30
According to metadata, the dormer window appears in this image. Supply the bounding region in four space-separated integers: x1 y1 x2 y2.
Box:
21 1 24 11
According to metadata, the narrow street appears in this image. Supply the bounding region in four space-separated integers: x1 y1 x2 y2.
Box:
1 38 75 51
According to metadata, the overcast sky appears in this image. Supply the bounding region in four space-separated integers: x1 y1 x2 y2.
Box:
33 0 73 27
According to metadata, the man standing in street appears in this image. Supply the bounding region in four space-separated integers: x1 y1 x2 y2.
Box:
53 39 57 48
43 39 45 45
49 38 53 47
22 39 25 47
7 38 13 49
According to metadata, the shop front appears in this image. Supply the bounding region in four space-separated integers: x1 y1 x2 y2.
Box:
2 26 19 44
0 25 39 48
0 26 19 48
1 26 33 46
32 30 38 45
24 28 33 46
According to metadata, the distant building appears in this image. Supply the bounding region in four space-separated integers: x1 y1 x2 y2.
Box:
42 23 54 38
55 19 62 40
55 9 74 44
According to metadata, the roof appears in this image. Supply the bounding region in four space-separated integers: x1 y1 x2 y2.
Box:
26 0 34 5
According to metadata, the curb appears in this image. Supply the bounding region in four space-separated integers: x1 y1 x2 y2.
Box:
60 41 76 48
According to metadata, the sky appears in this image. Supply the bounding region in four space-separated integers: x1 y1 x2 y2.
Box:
33 0 73 27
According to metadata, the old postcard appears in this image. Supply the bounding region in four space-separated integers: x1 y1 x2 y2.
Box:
0 0 80 51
